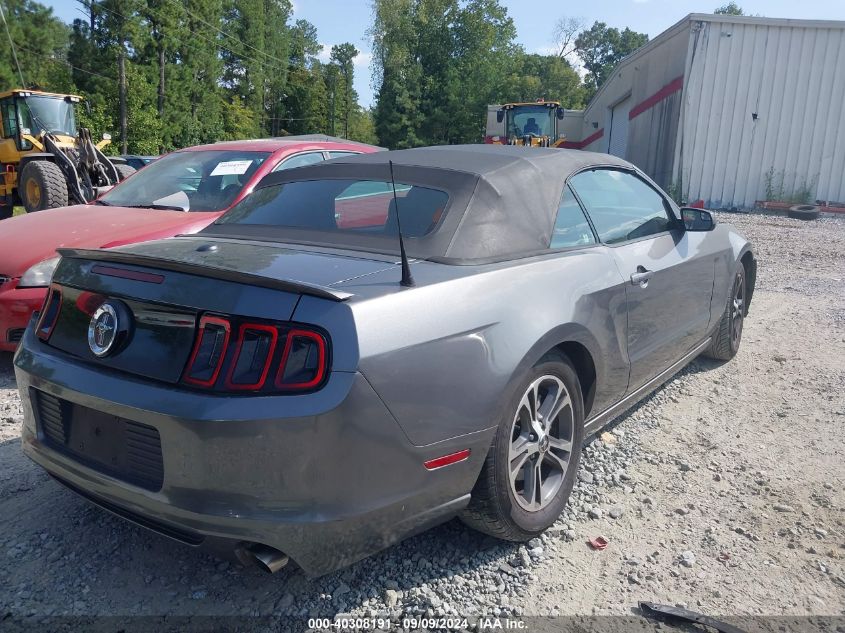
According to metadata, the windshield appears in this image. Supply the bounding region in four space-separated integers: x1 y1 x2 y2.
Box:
506 105 555 137
17 96 77 136
217 179 448 237
99 150 270 212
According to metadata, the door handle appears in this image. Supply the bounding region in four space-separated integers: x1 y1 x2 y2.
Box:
630 267 654 287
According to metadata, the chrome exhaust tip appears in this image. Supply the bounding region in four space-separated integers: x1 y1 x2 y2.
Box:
238 543 290 573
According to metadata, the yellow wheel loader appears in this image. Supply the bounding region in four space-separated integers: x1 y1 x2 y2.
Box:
0 89 135 219
484 100 569 148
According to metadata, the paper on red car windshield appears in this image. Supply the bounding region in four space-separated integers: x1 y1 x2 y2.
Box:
210 160 252 176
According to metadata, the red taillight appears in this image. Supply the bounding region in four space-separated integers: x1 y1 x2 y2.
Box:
183 316 231 387
224 323 278 390
275 329 327 390
35 285 62 341
181 315 329 394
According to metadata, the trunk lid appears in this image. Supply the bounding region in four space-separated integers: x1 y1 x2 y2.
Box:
44 237 394 384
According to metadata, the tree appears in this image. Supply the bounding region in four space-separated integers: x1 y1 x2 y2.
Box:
0 0 71 92
714 2 744 15
552 16 584 62
139 0 179 124
330 42 358 138
349 108 377 145
262 0 293 136
440 0 518 144
169 0 227 147
574 21 648 96
412 0 458 144
371 0 423 148
502 53 585 109
285 20 328 136
97 0 143 153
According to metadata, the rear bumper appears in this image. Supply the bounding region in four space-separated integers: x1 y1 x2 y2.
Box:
0 281 44 352
14 325 490 576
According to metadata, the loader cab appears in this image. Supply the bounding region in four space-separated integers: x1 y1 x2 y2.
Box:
16 93 78 139
0 90 79 156
485 101 566 148
0 93 25 153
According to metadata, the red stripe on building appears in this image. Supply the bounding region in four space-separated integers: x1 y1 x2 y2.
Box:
560 127 604 150
629 75 684 120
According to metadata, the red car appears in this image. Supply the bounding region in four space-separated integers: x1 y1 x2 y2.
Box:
0 137 380 352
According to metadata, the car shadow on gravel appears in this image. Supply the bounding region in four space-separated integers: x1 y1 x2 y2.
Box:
0 352 15 386
584 355 722 443
2 458 520 616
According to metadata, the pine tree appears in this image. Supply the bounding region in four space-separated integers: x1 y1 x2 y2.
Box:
330 42 357 138
0 0 71 92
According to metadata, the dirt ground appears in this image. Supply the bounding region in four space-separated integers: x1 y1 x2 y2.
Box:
0 211 843 629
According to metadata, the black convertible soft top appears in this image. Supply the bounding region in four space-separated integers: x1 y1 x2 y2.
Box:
202 144 634 263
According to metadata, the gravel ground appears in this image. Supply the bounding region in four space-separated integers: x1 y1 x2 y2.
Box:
0 212 843 627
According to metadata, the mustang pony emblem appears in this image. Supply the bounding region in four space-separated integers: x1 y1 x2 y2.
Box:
87 303 121 357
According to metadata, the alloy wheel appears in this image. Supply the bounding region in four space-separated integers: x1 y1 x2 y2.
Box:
508 375 575 512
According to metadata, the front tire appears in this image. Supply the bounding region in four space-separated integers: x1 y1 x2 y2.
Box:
461 353 584 540
114 163 136 182
19 161 68 212
704 264 746 361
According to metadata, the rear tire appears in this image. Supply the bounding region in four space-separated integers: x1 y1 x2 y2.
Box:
19 161 68 212
704 264 746 361
114 163 136 182
460 352 584 541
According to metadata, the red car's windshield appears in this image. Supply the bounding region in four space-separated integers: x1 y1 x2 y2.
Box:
99 150 271 212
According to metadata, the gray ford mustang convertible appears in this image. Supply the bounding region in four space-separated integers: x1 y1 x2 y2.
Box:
14 145 756 576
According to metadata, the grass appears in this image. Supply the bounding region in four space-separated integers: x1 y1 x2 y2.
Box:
13 206 24 217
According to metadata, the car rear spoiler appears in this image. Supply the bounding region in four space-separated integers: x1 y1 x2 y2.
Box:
56 248 353 302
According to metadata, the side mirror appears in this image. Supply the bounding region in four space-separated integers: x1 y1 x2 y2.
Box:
556 107 565 120
496 110 504 123
680 207 715 231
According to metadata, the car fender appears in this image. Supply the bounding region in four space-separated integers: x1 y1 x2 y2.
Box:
714 223 756 312
496 321 605 421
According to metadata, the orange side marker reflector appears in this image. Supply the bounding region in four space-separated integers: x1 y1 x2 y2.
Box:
424 449 471 470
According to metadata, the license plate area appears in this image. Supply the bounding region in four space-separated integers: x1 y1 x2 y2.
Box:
33 389 164 492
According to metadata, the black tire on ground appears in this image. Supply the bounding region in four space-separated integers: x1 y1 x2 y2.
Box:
114 163 136 182
704 264 746 361
19 160 68 212
787 204 820 221
0 205 12 220
460 352 585 541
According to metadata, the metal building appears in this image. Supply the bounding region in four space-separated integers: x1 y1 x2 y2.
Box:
570 13 845 209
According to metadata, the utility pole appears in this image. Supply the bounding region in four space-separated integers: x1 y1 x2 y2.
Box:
118 47 127 153
329 71 336 136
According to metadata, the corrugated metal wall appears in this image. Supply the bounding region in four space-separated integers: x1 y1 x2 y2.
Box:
678 17 845 208
579 19 689 189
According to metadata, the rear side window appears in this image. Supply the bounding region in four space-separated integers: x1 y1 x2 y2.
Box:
272 152 326 171
328 151 359 159
569 169 673 244
218 179 449 237
550 186 595 249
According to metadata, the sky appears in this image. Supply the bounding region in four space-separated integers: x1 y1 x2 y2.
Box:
44 0 845 108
